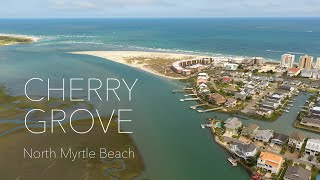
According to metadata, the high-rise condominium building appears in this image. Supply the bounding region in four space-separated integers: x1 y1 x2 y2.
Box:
299 55 313 69
316 58 320 69
280 54 295 68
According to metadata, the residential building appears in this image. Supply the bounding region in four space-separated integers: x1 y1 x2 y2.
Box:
225 63 239 71
300 69 313 78
299 55 313 69
257 152 283 174
208 93 226 105
196 78 208 86
241 123 259 137
256 108 273 117
305 139 320 156
281 54 295 68
279 85 295 92
283 166 311 180
301 117 320 129
235 91 248 100
254 130 273 142
222 77 232 83
230 142 257 160
287 68 301 77
289 132 305 150
198 72 209 80
225 98 237 108
271 132 289 146
223 117 242 135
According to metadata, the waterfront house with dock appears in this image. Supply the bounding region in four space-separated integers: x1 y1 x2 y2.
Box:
230 142 257 160
208 93 226 105
223 117 242 135
257 152 283 174
301 117 320 129
288 132 305 150
225 98 237 108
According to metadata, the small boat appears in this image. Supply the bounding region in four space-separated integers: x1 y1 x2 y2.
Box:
228 157 237 166
201 124 206 129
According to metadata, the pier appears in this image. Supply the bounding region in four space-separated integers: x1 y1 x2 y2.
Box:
190 103 207 109
180 98 199 102
197 107 223 113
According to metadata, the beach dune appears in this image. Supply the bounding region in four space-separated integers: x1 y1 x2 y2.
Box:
71 51 206 79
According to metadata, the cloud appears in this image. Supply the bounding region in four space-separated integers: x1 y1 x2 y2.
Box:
51 0 173 10
0 0 319 17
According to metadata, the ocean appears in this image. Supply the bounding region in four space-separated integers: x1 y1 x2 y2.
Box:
0 18 320 180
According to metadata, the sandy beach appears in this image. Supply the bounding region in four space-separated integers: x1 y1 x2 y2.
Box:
71 51 207 79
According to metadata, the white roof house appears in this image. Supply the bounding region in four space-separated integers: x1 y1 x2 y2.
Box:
305 139 320 156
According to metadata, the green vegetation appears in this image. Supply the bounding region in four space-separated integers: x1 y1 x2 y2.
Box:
125 56 194 78
0 35 33 45
0 119 145 179
0 85 93 121
311 165 319 180
0 85 145 179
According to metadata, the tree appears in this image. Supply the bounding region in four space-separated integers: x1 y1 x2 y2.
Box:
308 155 314 161
246 156 257 166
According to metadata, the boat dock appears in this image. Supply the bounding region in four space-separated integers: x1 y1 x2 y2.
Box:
180 98 199 102
190 103 207 109
228 157 238 166
184 94 197 97
197 107 223 113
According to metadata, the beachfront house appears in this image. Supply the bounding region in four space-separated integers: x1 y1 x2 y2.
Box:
223 117 242 135
284 166 311 180
288 132 305 150
270 132 289 146
241 123 259 138
254 130 273 142
305 139 320 156
230 142 257 160
257 152 283 174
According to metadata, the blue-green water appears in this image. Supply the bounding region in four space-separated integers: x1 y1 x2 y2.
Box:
0 18 320 180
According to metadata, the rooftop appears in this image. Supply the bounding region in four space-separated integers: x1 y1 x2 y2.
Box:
259 152 282 167
284 166 311 180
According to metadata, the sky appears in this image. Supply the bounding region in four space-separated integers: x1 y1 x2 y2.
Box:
1 0 320 18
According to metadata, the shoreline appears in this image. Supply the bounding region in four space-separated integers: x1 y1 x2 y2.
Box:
70 51 208 80
70 51 281 80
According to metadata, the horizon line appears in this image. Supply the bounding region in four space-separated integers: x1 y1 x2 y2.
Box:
0 16 320 19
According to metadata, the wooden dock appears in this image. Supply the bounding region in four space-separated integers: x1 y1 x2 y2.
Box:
180 98 199 102
190 103 207 109
197 107 223 113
